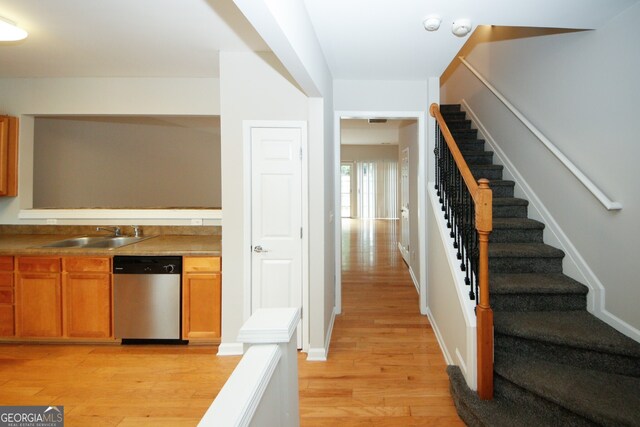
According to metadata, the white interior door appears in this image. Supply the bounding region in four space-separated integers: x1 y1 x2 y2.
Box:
250 126 303 343
400 147 410 262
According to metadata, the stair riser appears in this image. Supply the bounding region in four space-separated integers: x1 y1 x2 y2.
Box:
470 167 503 180
446 120 472 130
490 257 563 274
493 205 528 218
441 112 466 121
452 129 478 139
491 228 543 243
495 335 640 377
463 153 494 165
493 376 595 427
492 293 586 312
440 105 461 113
458 140 485 149
490 185 515 198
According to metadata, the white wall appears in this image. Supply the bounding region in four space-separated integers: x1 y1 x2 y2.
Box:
33 117 221 209
398 122 420 284
427 189 476 389
219 51 320 351
340 144 398 162
0 77 220 223
441 2 640 335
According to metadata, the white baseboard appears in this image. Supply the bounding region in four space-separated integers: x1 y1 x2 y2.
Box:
462 99 640 343
426 307 454 365
306 306 337 362
217 342 244 356
409 266 419 294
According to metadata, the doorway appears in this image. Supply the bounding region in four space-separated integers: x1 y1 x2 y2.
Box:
334 113 427 315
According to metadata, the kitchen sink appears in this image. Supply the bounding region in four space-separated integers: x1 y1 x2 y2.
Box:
83 236 152 249
39 235 155 249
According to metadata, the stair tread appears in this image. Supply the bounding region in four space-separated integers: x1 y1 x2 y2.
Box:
489 180 515 186
491 273 588 295
470 164 503 170
494 352 640 426
490 243 564 258
493 218 545 230
493 197 528 206
447 365 580 427
494 310 640 358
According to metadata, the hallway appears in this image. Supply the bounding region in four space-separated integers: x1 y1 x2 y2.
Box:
297 219 463 426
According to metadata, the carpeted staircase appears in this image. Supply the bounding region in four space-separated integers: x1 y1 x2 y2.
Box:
439 104 640 426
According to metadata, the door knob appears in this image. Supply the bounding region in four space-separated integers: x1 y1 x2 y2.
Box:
253 245 269 253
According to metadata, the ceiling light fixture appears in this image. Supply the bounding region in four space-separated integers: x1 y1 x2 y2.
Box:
452 19 472 37
423 15 441 32
0 16 28 41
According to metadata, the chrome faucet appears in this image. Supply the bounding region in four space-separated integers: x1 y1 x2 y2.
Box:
132 225 142 237
96 226 122 237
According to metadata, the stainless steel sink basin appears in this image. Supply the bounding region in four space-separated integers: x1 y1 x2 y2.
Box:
39 235 155 250
83 236 151 249
40 236 112 248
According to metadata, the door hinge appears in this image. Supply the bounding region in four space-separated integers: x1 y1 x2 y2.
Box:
299 147 303 160
300 227 303 239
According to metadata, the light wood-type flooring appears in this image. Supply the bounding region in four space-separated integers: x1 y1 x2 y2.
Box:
0 219 462 426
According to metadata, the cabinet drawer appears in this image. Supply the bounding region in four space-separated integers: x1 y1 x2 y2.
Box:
63 257 111 273
17 257 61 273
0 287 12 304
183 257 221 273
0 256 13 271
0 272 12 287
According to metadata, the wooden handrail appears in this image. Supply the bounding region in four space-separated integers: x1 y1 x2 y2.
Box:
430 103 494 400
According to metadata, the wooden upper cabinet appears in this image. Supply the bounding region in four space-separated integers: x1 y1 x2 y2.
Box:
15 257 63 338
0 116 18 197
182 256 221 341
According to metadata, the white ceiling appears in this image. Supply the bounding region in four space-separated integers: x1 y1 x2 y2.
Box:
303 0 639 79
0 0 268 78
0 0 637 81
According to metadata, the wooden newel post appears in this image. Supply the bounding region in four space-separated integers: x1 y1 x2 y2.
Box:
475 178 494 400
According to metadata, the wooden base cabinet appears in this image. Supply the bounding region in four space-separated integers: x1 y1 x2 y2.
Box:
182 257 221 341
62 257 112 339
15 257 62 338
0 256 14 336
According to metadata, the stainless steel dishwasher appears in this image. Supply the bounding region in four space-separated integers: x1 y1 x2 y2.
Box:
113 256 183 342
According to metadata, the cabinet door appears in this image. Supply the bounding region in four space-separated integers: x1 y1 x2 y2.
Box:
0 272 14 336
63 272 112 338
15 273 62 337
182 272 221 340
0 116 18 197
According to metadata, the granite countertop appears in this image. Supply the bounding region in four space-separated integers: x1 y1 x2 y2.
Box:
0 234 221 257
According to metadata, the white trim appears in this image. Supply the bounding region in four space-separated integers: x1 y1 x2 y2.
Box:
19 208 221 225
425 307 454 365
306 306 336 362
459 57 622 211
217 342 245 356
462 100 640 343
201 344 282 427
242 120 310 352
408 266 419 294
455 348 467 378
334 110 427 319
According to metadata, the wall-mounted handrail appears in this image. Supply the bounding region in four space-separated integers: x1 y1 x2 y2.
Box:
430 103 494 400
459 56 622 211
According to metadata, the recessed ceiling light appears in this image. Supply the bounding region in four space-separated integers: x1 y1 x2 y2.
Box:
0 16 28 41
